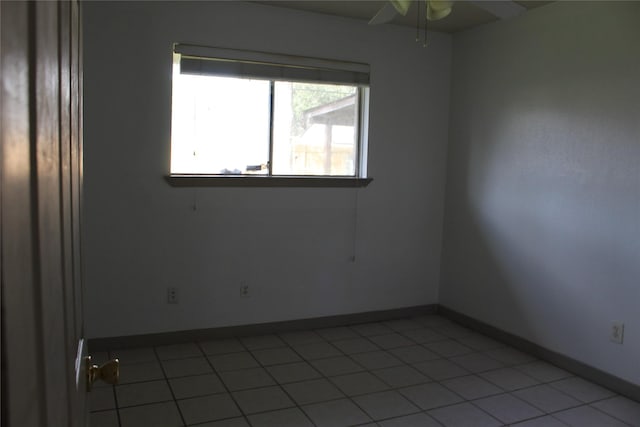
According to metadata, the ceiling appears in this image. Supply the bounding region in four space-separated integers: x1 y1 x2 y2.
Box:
254 1 552 33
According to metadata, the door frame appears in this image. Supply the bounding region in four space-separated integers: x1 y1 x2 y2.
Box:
1 1 86 426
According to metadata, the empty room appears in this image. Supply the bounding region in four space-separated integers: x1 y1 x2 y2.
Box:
1 0 638 426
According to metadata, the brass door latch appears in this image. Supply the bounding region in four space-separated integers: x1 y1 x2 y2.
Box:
85 356 120 391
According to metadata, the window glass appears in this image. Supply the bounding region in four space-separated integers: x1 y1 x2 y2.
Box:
169 47 368 178
272 82 358 176
171 72 270 174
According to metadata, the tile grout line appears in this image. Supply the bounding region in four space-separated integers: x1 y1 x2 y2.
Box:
309 336 450 426
153 345 188 427
583 398 636 427
242 335 321 427
196 340 253 427
284 333 382 425
236 323 431 424
177 327 501 422
103 349 124 427
97 316 637 427
279 322 461 425
237 334 315 427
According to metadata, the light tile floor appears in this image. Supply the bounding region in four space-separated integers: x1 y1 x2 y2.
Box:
89 315 640 427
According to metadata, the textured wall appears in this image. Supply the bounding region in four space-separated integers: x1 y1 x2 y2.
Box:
441 1 640 385
83 1 451 338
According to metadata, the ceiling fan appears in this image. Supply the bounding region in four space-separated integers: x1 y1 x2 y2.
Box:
369 0 526 26
369 0 452 25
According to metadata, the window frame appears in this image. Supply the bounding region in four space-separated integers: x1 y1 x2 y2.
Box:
166 44 373 188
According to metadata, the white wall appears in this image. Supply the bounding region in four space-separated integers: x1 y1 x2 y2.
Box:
83 1 451 338
441 1 640 385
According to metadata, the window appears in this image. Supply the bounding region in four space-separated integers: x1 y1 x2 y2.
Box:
168 44 371 186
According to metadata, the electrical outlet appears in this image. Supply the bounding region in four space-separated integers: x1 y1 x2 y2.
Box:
167 287 178 304
610 321 624 344
240 283 250 298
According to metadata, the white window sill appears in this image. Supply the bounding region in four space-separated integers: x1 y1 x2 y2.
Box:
165 175 373 188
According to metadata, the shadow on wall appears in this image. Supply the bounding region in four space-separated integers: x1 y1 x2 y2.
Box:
440 80 640 365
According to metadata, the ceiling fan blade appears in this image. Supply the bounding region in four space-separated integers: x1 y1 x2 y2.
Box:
426 0 453 21
468 0 526 19
368 2 400 25
390 0 412 15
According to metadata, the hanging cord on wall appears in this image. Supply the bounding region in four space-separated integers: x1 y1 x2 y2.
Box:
415 1 429 47
415 0 421 42
351 188 360 263
423 0 429 47
192 188 198 212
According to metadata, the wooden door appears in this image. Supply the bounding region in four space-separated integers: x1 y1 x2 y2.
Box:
1 1 86 426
